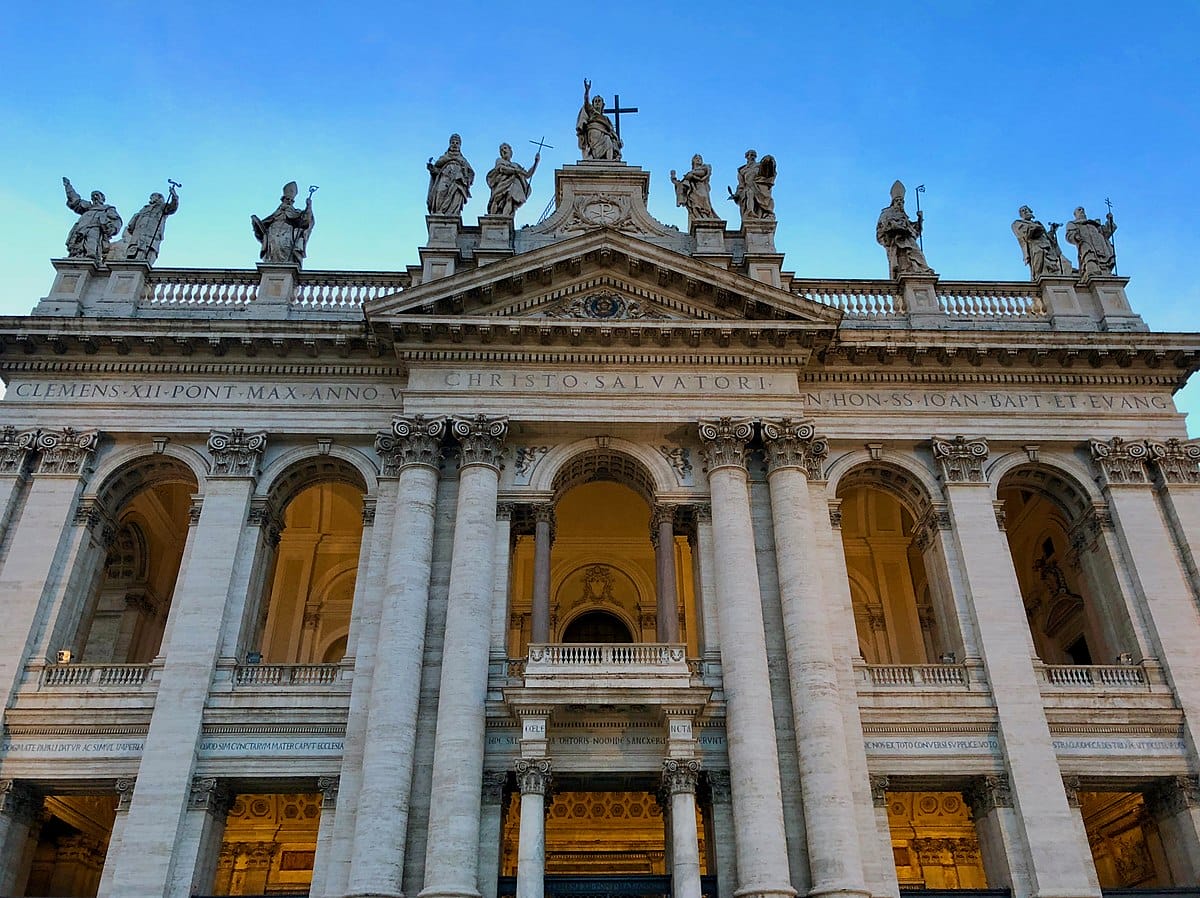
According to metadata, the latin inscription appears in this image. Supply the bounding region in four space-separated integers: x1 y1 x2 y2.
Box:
806 390 1173 413
865 737 1001 756
7 380 402 405
428 370 788 395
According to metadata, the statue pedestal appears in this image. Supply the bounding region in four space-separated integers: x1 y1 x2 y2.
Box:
740 220 782 287
898 273 949 329
421 215 462 282
690 219 731 269
475 215 514 266
255 263 299 318
34 259 97 316
93 261 151 317
1038 275 1096 331
1080 275 1147 332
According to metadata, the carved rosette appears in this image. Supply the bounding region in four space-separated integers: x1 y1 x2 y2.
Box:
189 776 232 816
963 774 1013 817
697 418 755 472
662 758 701 796
930 435 989 484
869 774 890 807
0 779 40 825
451 415 508 470
318 775 340 810
375 414 446 477
207 428 267 478
0 426 38 476
481 770 508 805
1146 438 1200 484
1145 775 1200 818
761 418 828 479
515 758 552 796
35 427 100 476
1089 437 1150 486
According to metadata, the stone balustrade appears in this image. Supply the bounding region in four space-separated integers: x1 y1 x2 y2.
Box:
521 642 693 689
40 663 152 688
1039 663 1150 689
858 662 973 688
936 282 1045 319
231 662 342 687
793 280 904 318
141 269 259 308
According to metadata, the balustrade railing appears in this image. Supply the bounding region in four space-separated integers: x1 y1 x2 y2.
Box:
41 663 151 687
232 663 340 686
141 269 258 308
527 643 687 667
937 282 1046 319
293 271 408 309
862 663 971 688
1042 663 1148 688
794 280 905 318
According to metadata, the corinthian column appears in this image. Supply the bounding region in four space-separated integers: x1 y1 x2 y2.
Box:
514 759 551 898
696 418 795 898
420 416 508 898
531 504 554 643
760 419 868 898
347 415 447 898
652 505 680 643
663 760 703 898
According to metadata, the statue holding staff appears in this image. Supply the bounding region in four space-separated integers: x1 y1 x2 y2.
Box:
876 180 933 278
486 143 540 217
62 177 122 264
671 155 718 222
252 182 316 266
1065 205 1117 277
1011 205 1071 279
112 181 180 265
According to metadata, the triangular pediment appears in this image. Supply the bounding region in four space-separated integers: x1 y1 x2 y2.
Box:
364 229 842 326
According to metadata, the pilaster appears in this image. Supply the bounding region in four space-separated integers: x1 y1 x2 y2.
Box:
0 780 41 896
0 425 37 546
478 772 509 898
1146 438 1200 600
1145 775 1200 883
963 775 1033 896
96 778 135 897
309 775 340 898
706 771 737 898
167 777 234 898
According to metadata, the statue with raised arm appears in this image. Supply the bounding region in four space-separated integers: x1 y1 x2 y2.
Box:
251 181 315 266
1011 205 1071 279
427 134 475 216
671 155 717 222
726 150 776 222
876 180 934 278
576 78 622 162
113 183 180 265
62 178 122 264
486 143 540 217
1065 206 1117 277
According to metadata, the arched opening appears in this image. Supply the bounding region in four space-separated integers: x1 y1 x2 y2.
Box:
562 610 635 643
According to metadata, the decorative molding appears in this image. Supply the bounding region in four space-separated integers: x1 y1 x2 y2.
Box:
0 426 38 476
1146 438 1200 484
963 774 1013 816
912 503 952 551
697 418 755 472
318 775 340 809
930 435 989 484
207 428 266 478
515 758 552 796
658 445 694 485
706 770 731 804
375 414 445 476
1145 775 1200 818
451 415 508 470
662 758 701 795
0 779 40 825
1089 436 1151 486
35 427 100 476
869 774 890 808
189 776 232 816
761 418 829 479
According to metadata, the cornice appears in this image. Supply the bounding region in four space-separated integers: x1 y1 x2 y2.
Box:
0 359 405 377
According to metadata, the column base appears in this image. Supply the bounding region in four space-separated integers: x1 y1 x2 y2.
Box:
806 888 871 898
345 892 406 898
418 888 483 898
734 886 798 898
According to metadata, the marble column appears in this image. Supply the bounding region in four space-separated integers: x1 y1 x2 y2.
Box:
478 772 509 898
761 419 869 898
706 771 737 898
664 760 703 898
531 504 554 643
514 759 551 898
347 415 447 898
653 504 681 643
696 418 795 898
109 428 265 898
309 776 340 898
0 779 41 896
420 415 508 898
96 778 134 898
931 435 1099 897
963 775 1035 896
1146 775 1200 883
166 777 233 898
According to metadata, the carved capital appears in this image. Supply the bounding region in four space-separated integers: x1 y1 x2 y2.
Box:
515 758 552 796
1062 775 1082 808
912 503 952 551
693 502 712 524
761 418 828 479
1146 775 1200 818
451 415 508 470
1089 437 1151 486
318 775 340 809
662 758 701 795
115 778 136 813
376 414 446 476
207 428 266 478
1146 438 1200 484
963 774 1013 817
828 499 843 529
247 497 283 546
72 496 115 540
931 435 989 484
869 774 890 807
697 418 755 472
0 426 38 476
35 427 100 476
0 779 40 825
361 498 377 526
189 776 232 816
706 769 732 804
482 770 508 805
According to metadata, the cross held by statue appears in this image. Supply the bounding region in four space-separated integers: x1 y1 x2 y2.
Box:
603 94 638 139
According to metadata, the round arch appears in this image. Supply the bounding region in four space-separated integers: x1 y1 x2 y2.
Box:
257 446 375 510
529 437 678 497
989 453 1101 524
558 606 640 643
89 446 204 512
829 454 938 519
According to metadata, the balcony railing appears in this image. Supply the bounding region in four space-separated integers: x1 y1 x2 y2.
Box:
860 663 973 688
232 663 341 687
1041 663 1149 688
40 663 152 687
520 643 693 688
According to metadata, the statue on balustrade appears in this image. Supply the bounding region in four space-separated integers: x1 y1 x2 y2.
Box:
1011 205 1072 280
577 78 622 162
252 181 316 266
110 182 180 265
671 154 718 222
876 180 934 279
1065 206 1117 278
727 149 776 222
486 143 540 217
62 177 122 264
427 133 475 216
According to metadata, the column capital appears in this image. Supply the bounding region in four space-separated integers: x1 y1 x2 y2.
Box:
515 758 552 796
0 779 41 825
1146 438 1200 484
869 774 890 808
828 498 843 529
692 502 712 524
318 775 340 809
761 418 828 479
34 426 101 476
963 774 1013 817
1061 775 1082 809
375 414 446 476
0 426 39 477
662 758 701 795
206 428 266 478
481 770 508 805
1145 775 1200 818
930 435 989 484
189 776 232 817
247 497 283 546
72 496 117 544
533 502 556 525
451 415 509 470
912 502 952 551
705 769 732 804
114 777 136 813
697 418 755 472
1089 436 1151 486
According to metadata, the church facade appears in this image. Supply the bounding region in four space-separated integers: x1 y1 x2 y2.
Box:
1 126 1200 898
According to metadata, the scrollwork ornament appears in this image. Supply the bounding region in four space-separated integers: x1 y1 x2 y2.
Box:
697 418 755 472
706 770 732 804
189 776 232 815
662 758 701 795
761 418 828 478
515 758 552 796
318 775 340 809
1145 438 1200 484
451 415 508 470
114 778 136 812
930 435 989 484
376 415 446 476
963 774 1012 817
35 427 100 476
207 428 267 478
1089 437 1150 485
0 426 38 475
869 774 890 807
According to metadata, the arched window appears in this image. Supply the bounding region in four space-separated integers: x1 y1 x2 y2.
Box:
562 610 635 643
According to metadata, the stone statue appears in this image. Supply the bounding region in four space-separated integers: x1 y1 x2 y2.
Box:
1011 206 1071 280
426 134 475 216
671 155 717 221
486 143 540 217
727 150 776 222
62 178 122 264
1065 206 1117 278
576 79 622 162
111 183 180 265
251 182 315 266
876 180 933 278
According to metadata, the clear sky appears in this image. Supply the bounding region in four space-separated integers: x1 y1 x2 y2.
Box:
3 2 1198 433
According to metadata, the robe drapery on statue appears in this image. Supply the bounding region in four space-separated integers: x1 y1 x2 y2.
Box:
427 134 475 216
63 179 122 263
577 80 622 162
252 182 315 266
486 144 539 218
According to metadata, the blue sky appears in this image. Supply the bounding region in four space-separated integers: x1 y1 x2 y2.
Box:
3 2 1198 433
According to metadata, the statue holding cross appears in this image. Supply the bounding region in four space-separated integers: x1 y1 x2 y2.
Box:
577 78 624 162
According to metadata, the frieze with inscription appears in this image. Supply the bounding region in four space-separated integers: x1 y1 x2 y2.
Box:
8 379 404 406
